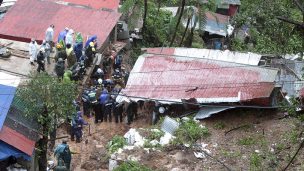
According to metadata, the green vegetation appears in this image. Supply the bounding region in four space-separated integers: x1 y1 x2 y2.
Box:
231 0 303 55
213 121 226 130
107 135 127 154
114 161 153 171
173 119 210 145
238 137 256 146
250 152 262 171
143 129 165 148
16 72 77 171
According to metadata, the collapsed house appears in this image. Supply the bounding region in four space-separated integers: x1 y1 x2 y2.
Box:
0 72 40 170
118 47 281 119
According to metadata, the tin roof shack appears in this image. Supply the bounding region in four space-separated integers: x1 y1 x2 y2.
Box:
0 0 121 49
0 72 39 170
118 48 280 119
216 0 241 17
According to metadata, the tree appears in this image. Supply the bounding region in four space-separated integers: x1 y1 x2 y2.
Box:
231 0 303 55
142 0 148 37
16 72 77 171
169 0 186 47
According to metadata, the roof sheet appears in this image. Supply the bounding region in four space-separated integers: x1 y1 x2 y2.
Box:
0 140 31 161
0 126 35 156
0 0 121 46
120 52 278 104
219 0 241 5
0 72 20 130
45 0 120 10
144 48 262 66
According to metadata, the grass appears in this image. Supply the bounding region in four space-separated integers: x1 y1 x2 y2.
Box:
238 137 256 146
289 130 298 144
213 121 226 130
173 118 210 145
114 161 153 171
250 152 262 171
107 135 127 154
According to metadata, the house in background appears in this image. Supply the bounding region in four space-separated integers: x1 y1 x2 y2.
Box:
216 0 241 17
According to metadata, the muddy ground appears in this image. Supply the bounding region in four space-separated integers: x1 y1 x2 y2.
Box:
51 108 304 171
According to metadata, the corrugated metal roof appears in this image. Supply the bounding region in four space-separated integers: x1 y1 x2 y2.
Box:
161 7 229 36
219 0 241 5
0 126 35 156
120 51 278 104
144 48 262 66
45 0 120 10
0 72 20 130
0 0 121 46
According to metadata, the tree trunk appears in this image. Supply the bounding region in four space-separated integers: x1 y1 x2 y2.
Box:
142 0 148 38
179 16 191 46
38 106 49 171
169 0 186 47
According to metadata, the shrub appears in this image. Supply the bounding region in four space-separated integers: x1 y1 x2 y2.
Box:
114 161 153 171
174 119 210 145
107 135 127 154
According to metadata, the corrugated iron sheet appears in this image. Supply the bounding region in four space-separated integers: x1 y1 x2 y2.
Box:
120 52 278 104
0 0 121 46
195 107 235 119
144 48 262 66
220 0 241 5
0 72 20 130
45 0 120 10
0 126 35 156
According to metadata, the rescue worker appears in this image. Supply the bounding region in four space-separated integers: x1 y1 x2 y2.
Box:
63 70 72 84
112 69 124 87
36 48 45 72
58 27 69 44
45 24 55 49
82 88 97 117
126 101 138 125
40 40 51 64
113 54 122 70
71 111 88 143
54 58 65 79
94 98 102 124
54 140 71 170
29 38 38 65
55 46 67 63
99 89 109 122
74 32 83 61
91 68 104 85
85 42 96 67
65 29 74 47
85 35 97 49
113 101 124 123
66 44 76 68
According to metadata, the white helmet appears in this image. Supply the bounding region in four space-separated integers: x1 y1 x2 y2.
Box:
98 78 103 84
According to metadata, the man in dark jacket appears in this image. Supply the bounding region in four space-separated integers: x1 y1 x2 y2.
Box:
126 101 138 125
54 58 65 79
85 42 96 67
37 49 45 72
113 101 124 123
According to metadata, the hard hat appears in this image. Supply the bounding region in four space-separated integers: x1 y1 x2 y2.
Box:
31 38 35 42
42 40 46 44
92 48 96 52
40 48 45 53
58 58 63 62
98 78 103 84
97 68 102 73
56 43 62 49
159 106 165 114
89 42 94 47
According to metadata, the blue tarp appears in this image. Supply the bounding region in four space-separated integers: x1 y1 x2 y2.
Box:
0 141 31 161
0 84 17 130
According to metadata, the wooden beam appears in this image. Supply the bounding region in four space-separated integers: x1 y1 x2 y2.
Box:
277 16 304 28
294 0 304 13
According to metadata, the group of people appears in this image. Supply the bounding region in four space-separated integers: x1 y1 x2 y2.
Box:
28 24 98 80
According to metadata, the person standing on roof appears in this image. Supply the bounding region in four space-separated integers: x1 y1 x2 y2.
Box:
85 42 96 67
40 40 51 64
58 27 69 44
29 38 38 66
74 32 83 61
45 24 55 50
65 29 74 47
36 48 45 72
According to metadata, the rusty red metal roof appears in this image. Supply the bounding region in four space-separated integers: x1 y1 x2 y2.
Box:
45 0 120 10
0 0 121 46
0 126 35 156
120 49 278 104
